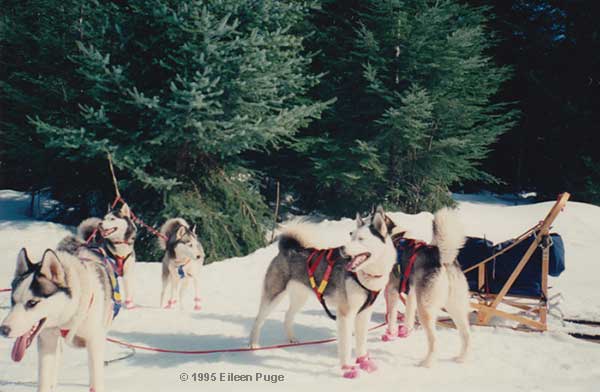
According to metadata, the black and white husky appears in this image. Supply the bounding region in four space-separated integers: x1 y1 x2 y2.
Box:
0 248 118 392
58 203 138 309
158 218 205 310
383 208 471 367
249 207 396 378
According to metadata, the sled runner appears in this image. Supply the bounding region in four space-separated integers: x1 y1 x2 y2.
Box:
458 193 570 331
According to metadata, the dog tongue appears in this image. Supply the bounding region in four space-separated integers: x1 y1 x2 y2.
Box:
11 335 28 362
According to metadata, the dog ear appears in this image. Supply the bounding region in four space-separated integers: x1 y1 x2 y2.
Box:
384 214 397 233
107 204 112 214
176 225 187 241
40 249 66 286
191 224 197 235
372 205 388 237
119 203 132 218
355 212 365 227
15 248 34 276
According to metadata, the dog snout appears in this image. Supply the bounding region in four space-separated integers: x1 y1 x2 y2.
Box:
0 325 10 337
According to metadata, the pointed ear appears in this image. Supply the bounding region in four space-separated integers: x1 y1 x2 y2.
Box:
119 203 131 218
15 248 34 276
384 214 397 233
40 250 66 286
191 224 197 235
176 226 187 241
372 206 388 238
107 204 111 214
355 212 365 227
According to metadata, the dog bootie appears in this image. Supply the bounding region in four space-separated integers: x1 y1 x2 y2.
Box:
397 312 405 322
397 325 410 338
356 354 378 373
124 300 136 310
164 299 176 309
381 329 397 342
193 297 202 311
342 365 360 379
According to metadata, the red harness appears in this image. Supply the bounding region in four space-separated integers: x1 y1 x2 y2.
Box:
306 248 380 320
395 238 428 294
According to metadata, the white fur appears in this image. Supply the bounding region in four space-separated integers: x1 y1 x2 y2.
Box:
430 207 466 265
1 249 114 392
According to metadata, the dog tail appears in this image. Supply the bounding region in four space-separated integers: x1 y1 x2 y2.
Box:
277 223 342 256
158 218 189 250
278 232 305 256
57 217 102 254
431 208 465 265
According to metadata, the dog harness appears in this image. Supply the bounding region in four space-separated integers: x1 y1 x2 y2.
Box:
88 248 123 319
306 248 380 320
393 236 427 294
175 258 192 279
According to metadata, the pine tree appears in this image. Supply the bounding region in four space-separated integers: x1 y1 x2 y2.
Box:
25 0 327 260
287 0 517 215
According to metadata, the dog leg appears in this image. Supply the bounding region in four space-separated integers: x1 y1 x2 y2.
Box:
37 328 60 392
160 263 170 307
87 333 106 392
355 308 377 373
192 275 202 311
123 260 136 309
400 289 417 338
284 282 309 343
447 301 471 363
249 289 286 349
337 313 357 378
417 304 438 368
165 271 179 309
382 282 400 341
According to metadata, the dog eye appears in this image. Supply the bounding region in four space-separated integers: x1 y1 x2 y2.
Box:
188 243 193 247
25 300 39 309
349 231 354 236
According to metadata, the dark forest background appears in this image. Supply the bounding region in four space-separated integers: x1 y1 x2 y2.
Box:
1 0 598 261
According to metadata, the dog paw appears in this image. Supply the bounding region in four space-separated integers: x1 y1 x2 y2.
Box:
418 358 434 368
193 305 202 311
341 365 360 379
249 343 260 349
454 355 468 363
397 325 410 338
124 300 136 310
397 312 405 322
288 338 299 344
356 354 378 373
381 330 396 342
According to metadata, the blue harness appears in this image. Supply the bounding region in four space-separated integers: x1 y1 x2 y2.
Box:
177 265 186 279
89 248 122 319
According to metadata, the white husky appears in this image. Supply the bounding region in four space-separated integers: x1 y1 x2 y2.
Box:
249 206 396 378
1 248 119 392
159 218 205 310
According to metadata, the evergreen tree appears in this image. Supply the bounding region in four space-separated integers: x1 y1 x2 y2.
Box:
286 0 517 214
19 0 326 260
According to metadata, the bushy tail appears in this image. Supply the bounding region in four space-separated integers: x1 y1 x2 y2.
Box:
431 208 465 265
56 217 102 254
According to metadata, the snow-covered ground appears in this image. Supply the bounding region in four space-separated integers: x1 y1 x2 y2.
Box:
0 190 599 391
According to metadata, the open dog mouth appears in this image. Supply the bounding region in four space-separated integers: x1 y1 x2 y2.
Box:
11 318 46 362
346 252 371 272
100 227 118 237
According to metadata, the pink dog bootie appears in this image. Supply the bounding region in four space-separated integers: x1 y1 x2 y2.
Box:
124 299 136 310
342 365 360 379
356 353 378 373
381 328 397 342
164 299 176 309
398 325 411 338
193 297 202 311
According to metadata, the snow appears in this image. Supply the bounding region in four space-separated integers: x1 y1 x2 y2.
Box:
1 190 599 391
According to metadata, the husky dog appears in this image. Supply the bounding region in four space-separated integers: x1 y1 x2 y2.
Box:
382 208 471 367
249 207 396 378
58 203 138 309
0 248 118 392
158 218 205 310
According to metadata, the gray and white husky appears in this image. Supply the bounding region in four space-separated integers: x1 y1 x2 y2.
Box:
383 208 471 367
249 206 396 378
58 203 138 309
0 248 118 392
158 218 205 310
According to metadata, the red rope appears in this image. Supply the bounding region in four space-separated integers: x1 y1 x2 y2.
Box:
106 322 387 354
0 288 10 293
110 196 168 241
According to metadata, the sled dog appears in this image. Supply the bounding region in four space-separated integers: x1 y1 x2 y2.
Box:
383 208 471 367
57 203 138 309
249 206 396 378
0 248 119 392
158 218 205 310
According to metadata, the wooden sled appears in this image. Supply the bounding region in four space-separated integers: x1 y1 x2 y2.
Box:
463 192 570 331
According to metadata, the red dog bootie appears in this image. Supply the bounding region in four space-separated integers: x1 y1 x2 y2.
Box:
342 365 360 379
356 353 378 373
193 297 202 311
164 299 176 309
381 329 397 342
